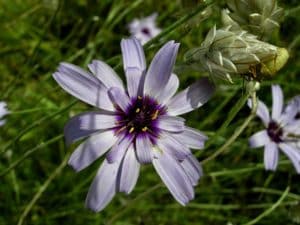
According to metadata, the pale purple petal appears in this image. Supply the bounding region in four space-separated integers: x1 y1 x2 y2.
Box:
153 151 194 205
68 130 117 172
108 87 130 112
64 112 110 146
118 145 140 194
167 78 215 116
85 159 120 212
249 130 270 148
121 38 146 97
106 136 133 163
77 111 117 130
53 63 114 110
88 60 124 90
121 38 146 72
272 85 284 121
285 120 300 136
157 133 191 161
144 41 180 98
248 99 270 126
181 155 203 186
135 134 153 164
279 143 300 174
157 116 185 133
264 142 279 171
156 74 179 104
281 95 300 124
171 126 208 149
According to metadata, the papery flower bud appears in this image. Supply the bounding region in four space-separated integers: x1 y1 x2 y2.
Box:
223 0 284 40
184 26 289 82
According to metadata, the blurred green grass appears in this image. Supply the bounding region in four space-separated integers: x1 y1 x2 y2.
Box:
0 0 300 224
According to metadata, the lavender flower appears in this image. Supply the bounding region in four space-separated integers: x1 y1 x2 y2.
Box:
128 13 161 45
0 101 9 126
53 38 215 212
248 85 300 173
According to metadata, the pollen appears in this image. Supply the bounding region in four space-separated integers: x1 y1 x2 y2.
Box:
152 110 159 120
136 108 140 113
129 127 135 133
142 127 148 132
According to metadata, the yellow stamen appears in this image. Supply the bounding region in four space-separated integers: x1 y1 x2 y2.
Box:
135 108 140 113
142 127 148 132
116 126 126 135
138 96 142 100
152 110 159 120
129 127 135 133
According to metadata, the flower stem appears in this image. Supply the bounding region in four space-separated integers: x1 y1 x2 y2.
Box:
0 134 63 177
242 186 290 225
201 86 258 165
17 151 70 225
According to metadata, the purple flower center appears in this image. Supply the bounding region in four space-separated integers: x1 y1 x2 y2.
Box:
267 121 283 143
141 27 151 36
115 96 166 142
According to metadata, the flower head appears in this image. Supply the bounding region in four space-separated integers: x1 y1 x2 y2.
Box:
53 38 215 212
184 26 288 82
223 0 284 40
128 13 161 45
248 85 300 173
0 101 9 126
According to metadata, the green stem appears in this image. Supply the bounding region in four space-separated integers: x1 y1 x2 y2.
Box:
0 134 63 177
0 100 77 156
243 186 290 225
106 183 162 225
144 0 213 48
17 152 70 225
201 89 257 164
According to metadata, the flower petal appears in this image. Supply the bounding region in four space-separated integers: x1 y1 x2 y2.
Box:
68 130 117 172
249 130 270 148
88 60 124 90
171 126 208 149
53 63 113 110
144 41 180 98
281 95 300 124
118 145 140 194
85 159 120 212
106 136 133 163
285 120 300 136
121 37 146 72
64 112 114 146
153 151 194 205
135 134 153 164
121 38 146 97
264 142 279 171
248 99 270 126
157 133 191 161
108 87 130 112
167 78 215 116
180 155 203 186
157 115 185 133
271 85 284 121
279 143 300 174
156 74 179 104
77 111 117 130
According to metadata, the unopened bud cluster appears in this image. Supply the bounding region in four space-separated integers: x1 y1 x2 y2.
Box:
185 0 288 83
223 0 284 40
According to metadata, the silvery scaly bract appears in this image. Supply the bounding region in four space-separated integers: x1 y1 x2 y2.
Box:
53 38 215 212
223 0 284 40
184 26 288 82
